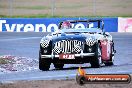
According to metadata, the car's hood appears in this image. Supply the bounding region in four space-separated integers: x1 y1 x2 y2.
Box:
50 28 103 41
42 31 104 44
51 33 86 43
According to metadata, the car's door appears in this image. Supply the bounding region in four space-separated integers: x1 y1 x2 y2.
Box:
100 36 112 61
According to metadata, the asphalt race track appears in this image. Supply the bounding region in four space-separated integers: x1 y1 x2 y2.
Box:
0 32 132 81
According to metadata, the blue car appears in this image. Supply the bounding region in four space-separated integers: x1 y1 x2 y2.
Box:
39 19 116 71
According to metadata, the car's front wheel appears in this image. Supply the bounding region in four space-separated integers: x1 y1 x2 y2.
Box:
53 63 64 69
90 43 102 68
39 51 51 71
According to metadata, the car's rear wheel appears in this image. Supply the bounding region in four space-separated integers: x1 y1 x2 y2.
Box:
104 57 114 66
39 51 51 71
90 43 102 68
53 63 64 69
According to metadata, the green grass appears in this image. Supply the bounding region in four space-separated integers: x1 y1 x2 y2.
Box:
57 4 86 9
0 58 8 64
0 14 131 18
0 14 55 18
0 58 15 64
0 0 131 18
15 6 50 10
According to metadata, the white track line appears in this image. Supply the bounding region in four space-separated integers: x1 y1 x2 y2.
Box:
1 74 76 81
0 37 41 41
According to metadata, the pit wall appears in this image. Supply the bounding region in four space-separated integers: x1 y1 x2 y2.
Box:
0 17 131 32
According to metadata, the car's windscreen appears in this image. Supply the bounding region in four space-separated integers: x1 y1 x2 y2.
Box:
59 21 102 29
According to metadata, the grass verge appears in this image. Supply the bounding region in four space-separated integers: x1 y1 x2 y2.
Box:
0 57 15 64
0 14 131 18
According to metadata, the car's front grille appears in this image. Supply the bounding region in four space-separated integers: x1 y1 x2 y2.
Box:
53 40 83 54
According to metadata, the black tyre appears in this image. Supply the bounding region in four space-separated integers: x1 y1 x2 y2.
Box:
76 75 85 86
90 43 102 68
105 61 113 66
39 52 51 71
53 63 64 69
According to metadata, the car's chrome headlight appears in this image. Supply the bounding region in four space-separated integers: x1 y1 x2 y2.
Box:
86 37 96 46
53 46 62 54
73 45 82 53
40 39 50 48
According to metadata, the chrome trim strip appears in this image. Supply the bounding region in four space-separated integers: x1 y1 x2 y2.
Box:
41 53 95 58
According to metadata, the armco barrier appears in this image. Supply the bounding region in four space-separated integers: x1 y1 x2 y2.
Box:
0 18 118 32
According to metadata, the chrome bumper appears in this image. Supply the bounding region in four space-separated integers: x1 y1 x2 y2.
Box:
41 53 95 59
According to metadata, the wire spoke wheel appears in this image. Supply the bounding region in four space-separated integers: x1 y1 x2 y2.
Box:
98 46 102 66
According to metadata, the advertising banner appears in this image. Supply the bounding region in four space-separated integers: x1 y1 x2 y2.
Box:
0 18 118 32
118 17 132 32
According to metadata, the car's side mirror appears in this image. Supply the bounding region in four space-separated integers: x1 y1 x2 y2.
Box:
58 23 61 29
103 32 109 37
103 31 105 35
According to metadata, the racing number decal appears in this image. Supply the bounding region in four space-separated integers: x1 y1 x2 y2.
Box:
63 54 75 59
59 54 75 59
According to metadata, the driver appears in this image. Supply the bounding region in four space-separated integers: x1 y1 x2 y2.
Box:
61 21 72 29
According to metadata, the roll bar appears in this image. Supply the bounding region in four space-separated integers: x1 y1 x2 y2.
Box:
58 19 104 31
